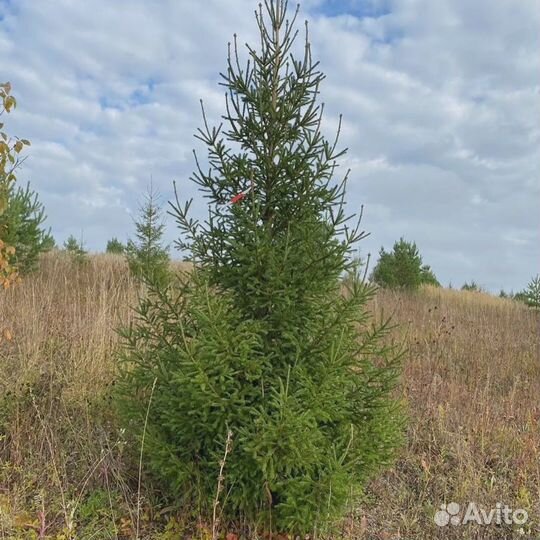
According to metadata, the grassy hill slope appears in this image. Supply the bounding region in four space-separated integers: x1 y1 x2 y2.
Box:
1 253 538 539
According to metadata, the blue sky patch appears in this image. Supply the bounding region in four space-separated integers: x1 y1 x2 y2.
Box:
311 0 391 19
129 79 156 107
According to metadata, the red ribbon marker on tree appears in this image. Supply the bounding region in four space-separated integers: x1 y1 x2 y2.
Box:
231 173 255 204
231 191 247 204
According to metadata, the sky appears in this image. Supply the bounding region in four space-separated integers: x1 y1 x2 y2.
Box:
0 0 538 292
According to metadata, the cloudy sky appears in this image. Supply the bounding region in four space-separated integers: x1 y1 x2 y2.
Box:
1 0 538 291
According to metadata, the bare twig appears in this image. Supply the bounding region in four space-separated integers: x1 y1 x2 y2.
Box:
136 377 158 540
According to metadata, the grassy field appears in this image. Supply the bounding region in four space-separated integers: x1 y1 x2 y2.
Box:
0 252 538 539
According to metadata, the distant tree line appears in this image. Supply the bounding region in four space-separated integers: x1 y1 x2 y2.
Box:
499 276 540 309
370 238 539 310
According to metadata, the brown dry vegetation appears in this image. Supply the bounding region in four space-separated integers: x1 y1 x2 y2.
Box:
0 252 538 539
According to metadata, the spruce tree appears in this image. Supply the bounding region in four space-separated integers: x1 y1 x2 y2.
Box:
125 184 170 286
118 1 403 534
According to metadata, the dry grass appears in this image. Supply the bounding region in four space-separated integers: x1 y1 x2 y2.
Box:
355 285 540 539
0 252 139 538
0 253 538 539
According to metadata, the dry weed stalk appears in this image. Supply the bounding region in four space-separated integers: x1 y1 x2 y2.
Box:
212 429 233 540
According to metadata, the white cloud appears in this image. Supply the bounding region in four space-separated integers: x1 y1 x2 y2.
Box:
0 0 538 291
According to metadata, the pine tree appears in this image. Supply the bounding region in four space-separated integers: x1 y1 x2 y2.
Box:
125 184 169 286
372 238 439 289
106 237 125 254
118 1 403 534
